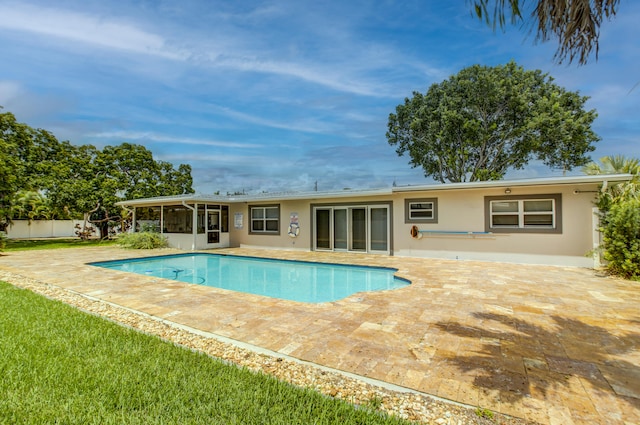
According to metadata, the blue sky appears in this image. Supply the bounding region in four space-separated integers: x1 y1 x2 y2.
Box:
1 1 638 194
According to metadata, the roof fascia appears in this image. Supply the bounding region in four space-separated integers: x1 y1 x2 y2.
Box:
116 174 633 206
392 174 633 193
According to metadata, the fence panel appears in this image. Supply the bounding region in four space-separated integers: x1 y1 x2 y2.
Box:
5 220 95 239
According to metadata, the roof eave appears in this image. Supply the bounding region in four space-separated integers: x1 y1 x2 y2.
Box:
392 174 634 193
115 174 634 207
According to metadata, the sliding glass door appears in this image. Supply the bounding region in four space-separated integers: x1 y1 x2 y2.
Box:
334 209 347 250
315 209 331 249
314 204 389 254
370 207 388 251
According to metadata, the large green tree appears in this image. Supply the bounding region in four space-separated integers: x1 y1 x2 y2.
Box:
0 112 21 223
93 143 189 207
0 110 194 230
0 110 58 229
470 0 620 64
43 142 102 218
387 61 599 183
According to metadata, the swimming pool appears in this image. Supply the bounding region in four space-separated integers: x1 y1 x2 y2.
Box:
90 254 409 303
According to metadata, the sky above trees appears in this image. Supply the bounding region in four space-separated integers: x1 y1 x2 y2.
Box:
0 0 638 194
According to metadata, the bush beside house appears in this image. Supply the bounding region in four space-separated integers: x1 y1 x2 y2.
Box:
116 232 168 249
601 198 640 280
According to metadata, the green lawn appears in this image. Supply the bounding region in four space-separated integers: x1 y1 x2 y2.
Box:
0 281 412 425
4 238 118 251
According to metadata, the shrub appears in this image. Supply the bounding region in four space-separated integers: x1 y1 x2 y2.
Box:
601 198 640 280
116 232 169 249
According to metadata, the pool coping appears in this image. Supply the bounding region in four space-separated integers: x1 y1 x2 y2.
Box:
88 251 410 304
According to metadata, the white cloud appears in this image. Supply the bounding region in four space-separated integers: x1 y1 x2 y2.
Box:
207 104 339 134
0 2 437 98
157 153 267 164
0 2 186 59
216 56 385 97
89 130 262 149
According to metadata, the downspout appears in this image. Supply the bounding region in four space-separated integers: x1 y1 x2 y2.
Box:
181 201 196 250
593 179 609 268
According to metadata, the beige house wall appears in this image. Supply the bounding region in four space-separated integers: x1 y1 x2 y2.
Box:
229 195 394 252
230 199 313 251
230 184 600 267
392 183 599 267
119 176 621 268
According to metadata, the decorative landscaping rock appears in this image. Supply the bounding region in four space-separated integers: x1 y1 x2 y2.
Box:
0 270 533 425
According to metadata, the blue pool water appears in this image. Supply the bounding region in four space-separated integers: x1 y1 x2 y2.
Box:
90 254 409 303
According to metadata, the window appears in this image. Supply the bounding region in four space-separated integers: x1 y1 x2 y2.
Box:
485 194 562 234
405 198 438 223
221 206 229 232
163 205 193 234
249 205 280 234
197 205 206 234
134 207 161 232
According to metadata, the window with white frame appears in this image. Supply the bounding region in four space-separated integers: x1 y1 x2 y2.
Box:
249 205 280 234
405 198 438 223
485 194 562 233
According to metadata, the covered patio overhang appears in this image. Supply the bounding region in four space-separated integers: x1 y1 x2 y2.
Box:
116 195 234 250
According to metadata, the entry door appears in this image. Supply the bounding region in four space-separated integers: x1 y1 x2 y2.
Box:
207 210 220 243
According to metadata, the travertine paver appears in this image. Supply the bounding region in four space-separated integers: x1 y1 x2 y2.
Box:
1 246 639 424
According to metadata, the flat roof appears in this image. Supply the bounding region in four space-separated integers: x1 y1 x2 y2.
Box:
391 173 633 193
116 173 633 206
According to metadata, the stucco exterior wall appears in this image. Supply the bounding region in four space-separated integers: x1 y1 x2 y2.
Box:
119 176 615 268
229 199 313 251
392 183 599 266
229 184 600 267
229 195 394 252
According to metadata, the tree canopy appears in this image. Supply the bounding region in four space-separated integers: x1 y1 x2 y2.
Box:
470 0 620 65
0 110 194 229
583 155 640 210
387 61 599 183
583 154 640 177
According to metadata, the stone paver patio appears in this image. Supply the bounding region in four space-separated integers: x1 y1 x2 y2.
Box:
1 246 639 424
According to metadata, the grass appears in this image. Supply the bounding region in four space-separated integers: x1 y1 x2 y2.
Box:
0 281 413 425
475 407 494 419
4 238 118 251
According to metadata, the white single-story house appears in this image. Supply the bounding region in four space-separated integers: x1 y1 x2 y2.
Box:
116 174 632 268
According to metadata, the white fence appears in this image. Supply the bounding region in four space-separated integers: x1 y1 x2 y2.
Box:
5 220 96 239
